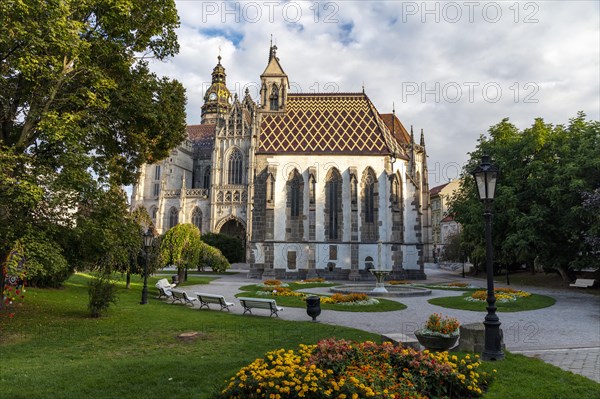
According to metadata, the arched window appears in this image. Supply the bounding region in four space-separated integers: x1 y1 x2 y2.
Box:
203 166 211 189
361 168 379 242
287 169 303 218
168 207 178 229
228 149 243 185
325 168 342 240
365 176 375 223
191 207 202 232
269 84 279 111
150 206 158 225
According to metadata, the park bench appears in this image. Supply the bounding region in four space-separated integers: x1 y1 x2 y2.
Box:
155 278 176 299
569 279 597 288
195 292 234 311
171 289 198 306
238 297 283 317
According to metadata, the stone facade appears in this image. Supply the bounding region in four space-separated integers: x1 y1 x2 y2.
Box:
131 45 431 280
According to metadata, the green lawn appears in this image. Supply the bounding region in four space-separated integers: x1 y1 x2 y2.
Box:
428 292 556 312
1 274 597 399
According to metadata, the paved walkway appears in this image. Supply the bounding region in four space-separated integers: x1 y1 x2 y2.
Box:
170 265 600 383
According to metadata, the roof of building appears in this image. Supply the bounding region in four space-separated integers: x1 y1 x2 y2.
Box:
380 113 411 144
187 124 215 152
430 182 450 196
441 215 455 223
258 93 406 156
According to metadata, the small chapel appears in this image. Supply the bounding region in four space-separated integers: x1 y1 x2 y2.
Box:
130 45 431 280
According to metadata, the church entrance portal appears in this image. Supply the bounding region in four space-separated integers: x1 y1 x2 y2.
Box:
219 219 246 262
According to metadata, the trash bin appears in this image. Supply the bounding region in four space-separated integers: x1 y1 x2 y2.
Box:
306 296 321 322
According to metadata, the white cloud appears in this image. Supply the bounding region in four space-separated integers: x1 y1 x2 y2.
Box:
150 0 599 186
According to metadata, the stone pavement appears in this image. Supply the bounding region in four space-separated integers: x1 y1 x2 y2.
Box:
168 265 600 384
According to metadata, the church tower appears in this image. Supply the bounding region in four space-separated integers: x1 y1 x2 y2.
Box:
201 55 232 124
260 44 289 112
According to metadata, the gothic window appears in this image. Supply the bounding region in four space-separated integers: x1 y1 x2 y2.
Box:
191 207 202 231
152 183 160 197
228 149 243 185
309 173 316 205
361 168 379 242
154 165 161 180
365 178 375 223
150 206 158 225
391 174 402 210
288 170 302 218
270 84 279 111
168 207 178 229
325 168 343 241
203 166 211 189
350 174 358 206
266 173 275 205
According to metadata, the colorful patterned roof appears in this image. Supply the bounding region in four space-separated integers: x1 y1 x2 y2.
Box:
187 124 215 153
258 93 404 155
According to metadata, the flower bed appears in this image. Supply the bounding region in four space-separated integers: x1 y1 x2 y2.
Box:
296 278 328 284
466 288 531 303
422 313 460 337
319 293 379 306
215 338 493 399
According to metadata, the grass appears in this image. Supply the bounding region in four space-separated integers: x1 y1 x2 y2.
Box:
428 292 556 312
2 274 598 399
480 352 600 398
238 282 407 312
0 274 377 399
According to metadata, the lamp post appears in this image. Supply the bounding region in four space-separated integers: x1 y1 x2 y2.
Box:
140 227 154 305
472 155 504 361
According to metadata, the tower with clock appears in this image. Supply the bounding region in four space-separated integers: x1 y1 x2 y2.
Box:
201 55 232 124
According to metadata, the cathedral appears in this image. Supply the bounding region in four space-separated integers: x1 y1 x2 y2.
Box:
130 45 431 280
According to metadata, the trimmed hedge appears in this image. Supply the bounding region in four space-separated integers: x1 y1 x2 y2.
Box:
201 232 244 263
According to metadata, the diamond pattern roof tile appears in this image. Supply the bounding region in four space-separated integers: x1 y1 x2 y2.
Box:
258 93 404 156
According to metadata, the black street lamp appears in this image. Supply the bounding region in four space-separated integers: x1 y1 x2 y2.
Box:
140 227 154 305
472 155 504 361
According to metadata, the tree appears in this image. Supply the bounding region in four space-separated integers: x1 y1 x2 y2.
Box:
449 113 600 281
160 224 203 283
0 0 186 285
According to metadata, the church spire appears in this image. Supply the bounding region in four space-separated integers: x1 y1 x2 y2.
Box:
420 128 425 146
261 41 288 112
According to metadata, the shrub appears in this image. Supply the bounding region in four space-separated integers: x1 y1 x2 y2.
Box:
467 288 531 303
88 274 119 318
201 232 244 263
215 339 493 399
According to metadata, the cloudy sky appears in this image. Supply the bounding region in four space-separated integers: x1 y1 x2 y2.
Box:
148 1 599 187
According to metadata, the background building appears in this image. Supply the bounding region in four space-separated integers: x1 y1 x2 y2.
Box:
131 45 431 280
430 179 461 262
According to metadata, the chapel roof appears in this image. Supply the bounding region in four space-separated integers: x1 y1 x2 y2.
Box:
258 93 406 156
380 113 411 144
187 124 215 152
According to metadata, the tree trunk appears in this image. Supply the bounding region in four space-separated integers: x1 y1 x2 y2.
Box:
126 271 131 289
555 265 575 283
177 266 185 285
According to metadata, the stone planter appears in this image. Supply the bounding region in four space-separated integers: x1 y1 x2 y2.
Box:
414 329 459 351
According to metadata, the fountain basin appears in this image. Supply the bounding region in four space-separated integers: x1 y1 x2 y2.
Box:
330 284 432 297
